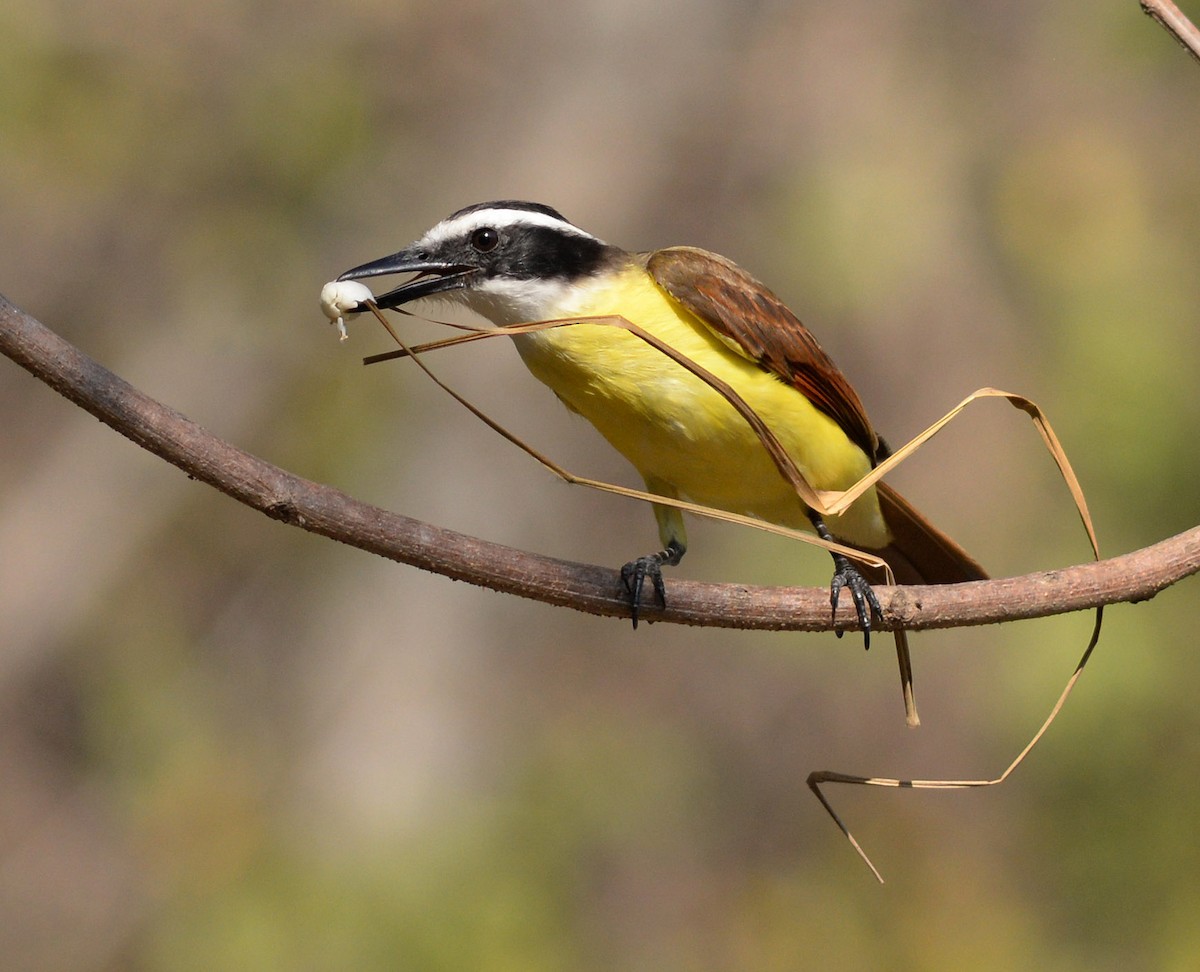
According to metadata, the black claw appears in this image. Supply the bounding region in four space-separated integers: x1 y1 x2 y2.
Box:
620 557 663 629
619 539 684 629
829 553 883 650
807 508 883 650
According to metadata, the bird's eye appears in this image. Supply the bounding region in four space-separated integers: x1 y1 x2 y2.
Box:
470 227 499 252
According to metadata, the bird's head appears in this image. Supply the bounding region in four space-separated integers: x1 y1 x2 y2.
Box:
337 200 623 326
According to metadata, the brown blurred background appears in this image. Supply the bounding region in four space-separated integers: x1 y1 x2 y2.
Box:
3 0 1200 968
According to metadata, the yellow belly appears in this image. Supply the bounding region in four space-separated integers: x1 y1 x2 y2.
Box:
510 267 887 547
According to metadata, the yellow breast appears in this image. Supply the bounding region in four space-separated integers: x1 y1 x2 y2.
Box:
509 265 886 546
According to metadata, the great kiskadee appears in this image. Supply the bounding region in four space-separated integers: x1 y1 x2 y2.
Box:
336 200 986 641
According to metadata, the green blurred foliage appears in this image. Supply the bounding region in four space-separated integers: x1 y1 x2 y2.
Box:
3 1 1200 969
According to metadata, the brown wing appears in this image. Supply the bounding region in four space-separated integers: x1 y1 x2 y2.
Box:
645 246 879 460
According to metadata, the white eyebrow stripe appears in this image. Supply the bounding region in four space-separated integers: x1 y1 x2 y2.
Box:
421 208 602 247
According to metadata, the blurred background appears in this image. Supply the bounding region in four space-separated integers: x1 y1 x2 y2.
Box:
3 0 1200 968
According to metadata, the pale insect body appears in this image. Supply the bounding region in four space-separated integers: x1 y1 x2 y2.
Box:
320 280 375 340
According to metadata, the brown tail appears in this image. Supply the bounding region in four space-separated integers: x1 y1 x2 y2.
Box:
864 482 988 585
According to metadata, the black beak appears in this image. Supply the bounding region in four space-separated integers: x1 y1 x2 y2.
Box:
337 248 476 310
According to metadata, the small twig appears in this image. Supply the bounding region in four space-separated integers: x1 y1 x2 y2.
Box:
3 293 1199 632
1142 0 1200 64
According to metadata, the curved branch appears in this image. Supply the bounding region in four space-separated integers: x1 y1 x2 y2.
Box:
3 293 1198 632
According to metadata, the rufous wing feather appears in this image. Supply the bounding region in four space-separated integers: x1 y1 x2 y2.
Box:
647 246 985 586
646 247 879 460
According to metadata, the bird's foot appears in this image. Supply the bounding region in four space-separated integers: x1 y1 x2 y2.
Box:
620 539 685 629
830 554 884 650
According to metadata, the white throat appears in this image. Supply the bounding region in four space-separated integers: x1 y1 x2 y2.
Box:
451 275 597 327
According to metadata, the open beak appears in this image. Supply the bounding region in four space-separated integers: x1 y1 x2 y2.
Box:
337 248 476 310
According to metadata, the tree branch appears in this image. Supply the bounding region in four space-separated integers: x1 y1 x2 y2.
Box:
3 293 1198 632
1142 0 1200 65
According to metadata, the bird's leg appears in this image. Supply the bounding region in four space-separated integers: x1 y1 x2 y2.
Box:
807 509 882 650
620 538 685 629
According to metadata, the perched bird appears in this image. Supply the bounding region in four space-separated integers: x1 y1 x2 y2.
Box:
336 201 985 642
